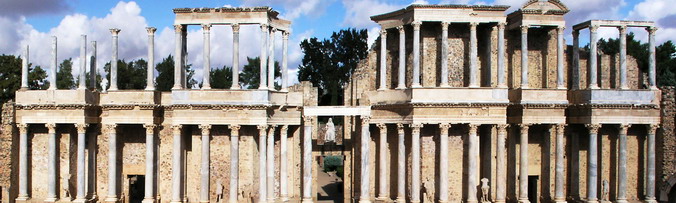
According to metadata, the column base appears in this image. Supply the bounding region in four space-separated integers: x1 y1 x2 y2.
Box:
104 197 119 203
644 199 657 203
359 200 372 203
301 198 313 203
585 200 598 203
467 199 478 203
411 84 422 88
494 200 506 203
554 199 567 203
44 197 58 203
280 196 289 202
395 197 405 203
375 196 389 202
73 198 88 203
439 200 449 203
141 198 156 203
518 199 530 203
615 199 628 203
16 196 30 203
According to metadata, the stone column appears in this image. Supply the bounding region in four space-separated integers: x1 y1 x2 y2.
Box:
280 125 289 201
173 25 183 90
572 30 580 90
16 124 29 201
21 45 29 90
646 124 658 203
440 22 450 87
229 125 241 203
616 124 630 203
468 124 479 203
202 24 211 90
282 31 289 92
647 27 657 89
231 24 241 89
440 124 451 203
497 23 507 88
412 21 422 88
554 124 566 203
170 125 182 203
302 116 313 203
588 26 600 89
557 26 565 89
360 116 371 203
46 123 57 202
618 26 628 89
257 125 268 203
145 27 156 91
495 124 508 203
181 26 187 88
268 28 276 90
199 125 211 203
49 36 57 90
518 124 530 203
109 29 120 91
89 41 97 90
397 26 406 89
267 126 276 202
586 124 601 203
104 124 118 203
396 123 405 203
379 28 387 91
79 35 87 90
75 124 88 203
469 22 479 88
143 124 156 203
411 124 423 203
376 123 388 201
88 125 97 199
259 24 268 90
520 25 529 89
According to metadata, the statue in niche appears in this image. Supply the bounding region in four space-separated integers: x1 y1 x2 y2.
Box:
216 180 224 203
601 179 610 202
62 174 71 200
481 178 491 203
324 118 336 143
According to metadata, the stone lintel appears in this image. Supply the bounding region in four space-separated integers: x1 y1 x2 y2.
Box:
173 7 291 31
371 5 507 30
573 20 655 31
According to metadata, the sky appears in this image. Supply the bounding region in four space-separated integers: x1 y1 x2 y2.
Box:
1 0 675 87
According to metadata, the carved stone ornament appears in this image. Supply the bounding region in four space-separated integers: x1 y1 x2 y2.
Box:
619 124 631 135
146 27 157 35
519 124 530 134
411 124 423 134
497 124 508 134
144 124 156 135
397 123 405 134
171 125 182 134
556 124 566 135
469 124 479 134
303 116 313 126
585 124 601 134
648 124 659 135
229 124 241 136
200 124 211 135
361 116 371 126
17 123 28 134
75 123 88 134
46 123 57 133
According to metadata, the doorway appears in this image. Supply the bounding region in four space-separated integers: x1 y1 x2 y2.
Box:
317 155 344 203
528 175 539 203
128 175 145 203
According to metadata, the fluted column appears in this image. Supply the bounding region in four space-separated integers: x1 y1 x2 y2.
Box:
376 123 388 201
646 124 658 203
396 123 405 203
572 30 580 90
281 31 289 92
229 125 241 203
280 125 289 201
74 124 88 203
412 22 422 88
520 25 529 89
173 25 183 90
518 124 530 203
557 26 565 89
259 24 268 90
469 22 479 88
143 124 156 203
104 124 119 203
360 116 371 203
46 123 57 202
379 28 387 91
257 125 268 202
170 125 182 203
202 24 211 90
397 26 406 89
16 124 29 201
588 26 600 89
89 41 97 90
496 124 508 203
78 35 87 90
49 37 57 90
468 124 479 203
199 125 211 203
302 116 313 203
497 23 507 88
617 124 630 203
268 28 276 90
439 123 451 203
109 29 120 91
21 45 29 90
586 124 601 203
267 126 276 202
440 22 450 87
554 124 566 203
647 27 657 89
618 26 628 89
411 124 423 203
231 24 241 89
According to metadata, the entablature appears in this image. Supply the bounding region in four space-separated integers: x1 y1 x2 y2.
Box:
371 4 509 29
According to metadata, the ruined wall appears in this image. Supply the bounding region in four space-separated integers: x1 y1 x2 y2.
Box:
658 87 676 202
1 102 17 203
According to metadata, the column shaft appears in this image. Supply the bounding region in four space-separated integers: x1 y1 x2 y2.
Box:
105 124 119 203
359 117 371 203
89 41 97 90
17 124 29 200
75 124 88 201
619 26 628 89
282 32 289 92
110 29 120 90
88 126 97 199
411 124 422 203
202 25 211 89
200 125 211 202
440 124 450 202
496 125 508 203
440 22 449 87
181 27 187 88
302 117 313 203
231 24 240 89
259 24 268 90
586 124 601 203
49 37 57 90
646 124 658 202
377 124 388 200
555 124 566 202
468 124 479 203
144 125 156 203
469 22 479 88
573 30 580 90
520 26 529 89
497 23 506 88
46 123 57 202
146 27 156 91
229 125 241 203
170 125 182 203
21 45 28 89
379 29 387 90
268 29 276 90
396 124 405 203
258 125 267 203
412 22 422 88
648 27 657 89
518 124 530 203
173 25 183 90
617 125 630 203
280 125 289 201
267 126 275 202
589 26 599 89
557 27 565 89
79 35 87 89
397 26 406 89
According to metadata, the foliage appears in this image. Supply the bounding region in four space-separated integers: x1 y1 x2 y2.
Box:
0 55 49 104
56 58 75 89
323 156 343 173
239 57 281 89
656 41 676 86
155 55 175 91
202 65 233 89
103 59 147 90
28 65 49 90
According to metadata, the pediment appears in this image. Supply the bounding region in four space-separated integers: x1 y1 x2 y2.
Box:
521 0 569 14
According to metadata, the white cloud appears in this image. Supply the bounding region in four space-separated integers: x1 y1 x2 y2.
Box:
240 0 334 22
341 0 403 29
627 0 676 44
0 0 71 18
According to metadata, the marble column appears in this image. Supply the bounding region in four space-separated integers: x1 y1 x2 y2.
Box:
397 26 406 89
469 22 479 88
143 124 156 203
268 28 276 90
495 124 508 203
202 24 211 90
282 31 289 92
109 29 120 91
75 124 88 203
146 27 156 91
647 27 657 89
439 124 451 203
199 125 211 203
360 116 371 203
173 25 183 90
518 124 530 203
49 36 57 90
87 125 97 199
78 35 87 90
572 30 580 90
412 21 422 88
170 125 182 203
440 22 450 87
554 124 566 203
411 124 423 203
376 123 388 201
104 124 118 203
267 126 275 202
396 123 405 203
259 24 268 90
46 123 57 202
497 23 507 88
21 45 28 90
586 124 601 203
181 27 187 88
90 41 97 90
229 125 241 203
520 25 529 89
588 26 600 89
618 26 628 89
379 29 387 91
302 116 313 203
616 124 630 203
16 124 29 201
231 24 241 89
280 125 289 201
557 26 565 89
646 124 658 203
468 124 479 203
257 125 268 202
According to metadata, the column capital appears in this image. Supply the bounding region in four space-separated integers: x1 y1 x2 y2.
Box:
397 123 405 134
441 21 449 30
231 23 240 33
497 124 508 134
648 124 659 134
361 116 371 126
520 25 529 33
590 25 600 33
411 124 423 134
397 25 404 33
257 125 268 130
270 27 278 33
173 24 183 33
199 124 212 135
376 123 387 131
557 26 565 34
45 123 56 133
282 31 290 39
412 21 422 30
103 124 117 134
555 124 566 135
379 28 387 36
75 123 88 134
619 124 631 134
439 123 451 130
646 26 658 35
498 22 507 29
17 123 28 134
469 22 479 30
585 124 601 134
144 124 157 134
146 27 157 35
110 28 121 36
281 125 289 132
260 23 268 30
202 24 211 32
573 29 580 37
303 116 313 126
618 25 627 34
469 124 479 133
518 124 530 134
229 124 241 132
171 125 182 133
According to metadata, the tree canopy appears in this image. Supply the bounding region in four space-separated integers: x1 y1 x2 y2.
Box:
0 55 49 104
239 57 281 89
56 58 75 89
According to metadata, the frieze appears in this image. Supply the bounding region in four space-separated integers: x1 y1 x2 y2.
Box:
16 104 93 110
164 104 270 111
569 103 658 109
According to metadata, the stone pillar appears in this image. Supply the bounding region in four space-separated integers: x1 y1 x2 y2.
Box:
79 35 87 90
21 45 28 90
16 124 29 201
440 22 450 87
647 27 657 89
109 29 120 91
397 26 406 89
616 124 630 203
257 125 268 203
302 116 313 203
199 124 211 203
259 24 268 90
202 24 211 90
231 24 241 89
88 125 97 199
104 124 118 203
173 25 183 90
89 41 97 90
145 27 156 91
518 124 530 203
282 31 289 92
618 26 628 89
411 124 423 203
376 123 388 201
267 126 275 202
468 124 479 203
143 124 156 203
557 27 565 89
396 123 405 203
586 124 601 203
379 28 387 91
646 124 658 203
181 27 187 88
229 125 241 203
46 123 57 202
439 124 451 203
497 23 507 88
49 36 57 90
74 124 88 203
572 30 580 90
268 28 276 90
469 22 479 88
412 21 422 88
360 116 371 203
520 25 529 89
554 124 566 203
170 125 182 203
280 125 289 201
588 26 600 89
495 124 508 203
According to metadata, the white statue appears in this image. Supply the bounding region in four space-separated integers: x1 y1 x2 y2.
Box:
481 178 491 203
602 179 610 202
101 78 108 93
62 174 71 200
216 180 224 203
324 118 336 143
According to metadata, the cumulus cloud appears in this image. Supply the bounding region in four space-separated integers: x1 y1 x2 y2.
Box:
0 0 71 18
627 0 676 43
240 0 334 21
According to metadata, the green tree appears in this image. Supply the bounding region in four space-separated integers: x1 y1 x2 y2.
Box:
103 59 147 90
656 41 676 86
28 65 49 90
56 58 75 89
0 55 22 104
202 65 233 89
155 55 175 91
239 57 281 89
297 28 368 105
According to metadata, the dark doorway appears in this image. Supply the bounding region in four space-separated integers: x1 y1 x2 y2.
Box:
128 175 145 203
317 155 344 203
528 176 539 203
669 184 676 203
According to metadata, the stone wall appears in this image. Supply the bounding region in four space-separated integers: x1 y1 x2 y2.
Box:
658 87 676 201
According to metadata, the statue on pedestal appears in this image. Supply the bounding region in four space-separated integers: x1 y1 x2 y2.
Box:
481 178 491 203
324 118 336 143
62 174 71 201
601 179 610 202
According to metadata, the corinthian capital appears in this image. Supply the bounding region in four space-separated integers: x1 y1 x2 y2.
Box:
648 124 659 134
75 123 89 134
144 124 156 135
585 124 601 134
361 116 371 126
